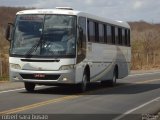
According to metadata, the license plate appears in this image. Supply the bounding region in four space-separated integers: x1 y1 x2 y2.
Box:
34 74 45 78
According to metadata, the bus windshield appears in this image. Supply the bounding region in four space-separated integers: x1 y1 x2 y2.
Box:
11 14 76 58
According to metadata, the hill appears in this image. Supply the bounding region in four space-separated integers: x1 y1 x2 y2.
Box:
0 7 25 52
129 21 160 31
0 7 27 76
129 21 160 70
0 7 25 28
0 6 160 76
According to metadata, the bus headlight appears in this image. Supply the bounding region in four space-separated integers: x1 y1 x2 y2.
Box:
10 63 21 70
59 65 75 70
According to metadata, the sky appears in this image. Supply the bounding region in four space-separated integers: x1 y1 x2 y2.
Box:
0 0 160 23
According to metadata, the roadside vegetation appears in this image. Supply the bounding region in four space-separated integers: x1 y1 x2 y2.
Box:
130 21 160 70
0 6 160 80
0 7 27 80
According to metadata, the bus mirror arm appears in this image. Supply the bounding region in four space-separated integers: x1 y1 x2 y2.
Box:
5 23 14 42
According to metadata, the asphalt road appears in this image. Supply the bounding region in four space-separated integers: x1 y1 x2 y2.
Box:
0 71 160 120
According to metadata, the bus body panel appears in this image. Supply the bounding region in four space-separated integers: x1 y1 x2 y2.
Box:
8 8 131 87
9 57 77 84
85 42 131 82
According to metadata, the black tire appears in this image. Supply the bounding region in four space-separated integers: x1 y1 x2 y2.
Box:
24 82 36 92
101 68 117 86
77 72 88 93
109 69 117 86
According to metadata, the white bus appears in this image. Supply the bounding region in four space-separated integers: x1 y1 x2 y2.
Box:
6 7 131 92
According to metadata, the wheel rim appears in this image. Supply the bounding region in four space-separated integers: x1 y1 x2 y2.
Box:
113 72 116 84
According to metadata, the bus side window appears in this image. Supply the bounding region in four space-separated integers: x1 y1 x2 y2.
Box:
111 26 115 44
125 29 131 46
122 28 125 46
128 29 131 46
106 25 112 44
124 29 130 46
118 28 122 45
115 27 118 45
125 29 128 46
88 20 95 42
77 17 86 63
98 23 104 43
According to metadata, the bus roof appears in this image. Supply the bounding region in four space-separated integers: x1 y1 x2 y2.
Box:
16 8 130 28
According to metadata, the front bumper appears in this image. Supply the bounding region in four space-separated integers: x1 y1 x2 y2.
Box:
10 69 76 84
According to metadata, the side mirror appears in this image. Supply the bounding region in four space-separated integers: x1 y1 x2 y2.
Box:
5 23 13 41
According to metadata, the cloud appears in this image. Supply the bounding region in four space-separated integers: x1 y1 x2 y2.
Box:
0 0 160 23
133 1 142 9
85 0 93 5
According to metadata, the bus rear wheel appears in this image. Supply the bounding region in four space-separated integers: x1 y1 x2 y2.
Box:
24 82 36 92
101 68 117 86
108 69 117 86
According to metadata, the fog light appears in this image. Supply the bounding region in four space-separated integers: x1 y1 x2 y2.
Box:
14 76 19 81
63 78 68 81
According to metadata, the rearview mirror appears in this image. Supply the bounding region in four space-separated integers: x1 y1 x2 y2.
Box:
5 23 13 41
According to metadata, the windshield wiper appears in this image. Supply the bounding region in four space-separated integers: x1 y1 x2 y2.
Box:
24 39 42 58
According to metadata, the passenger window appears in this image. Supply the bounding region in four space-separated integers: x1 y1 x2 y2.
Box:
98 23 104 43
122 29 125 45
118 28 122 45
111 26 115 44
115 27 118 45
106 25 112 44
88 20 95 42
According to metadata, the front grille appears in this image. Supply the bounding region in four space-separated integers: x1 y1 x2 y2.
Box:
20 74 60 80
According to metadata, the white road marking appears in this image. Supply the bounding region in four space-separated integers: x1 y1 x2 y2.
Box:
129 71 160 77
0 86 44 94
113 96 160 120
0 88 25 94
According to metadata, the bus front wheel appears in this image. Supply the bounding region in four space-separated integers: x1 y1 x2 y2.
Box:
24 82 36 92
77 72 88 92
